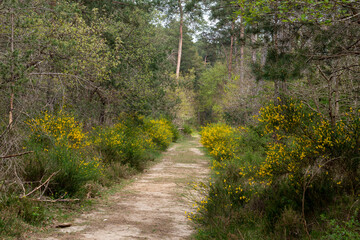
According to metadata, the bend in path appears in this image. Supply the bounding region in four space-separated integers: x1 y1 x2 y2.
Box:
33 136 209 240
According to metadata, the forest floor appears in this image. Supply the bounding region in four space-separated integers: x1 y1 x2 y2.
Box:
28 135 209 240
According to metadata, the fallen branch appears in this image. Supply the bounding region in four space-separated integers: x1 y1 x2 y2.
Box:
0 151 34 159
55 223 72 228
29 198 80 203
22 170 59 198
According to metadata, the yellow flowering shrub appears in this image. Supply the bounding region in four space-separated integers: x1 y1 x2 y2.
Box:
25 111 102 196
194 102 360 237
200 123 240 162
93 120 149 168
27 110 89 149
258 101 305 135
93 115 175 170
145 118 174 150
257 102 360 189
93 122 127 161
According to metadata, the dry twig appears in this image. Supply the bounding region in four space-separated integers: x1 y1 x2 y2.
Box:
30 198 80 203
22 170 60 198
0 151 34 159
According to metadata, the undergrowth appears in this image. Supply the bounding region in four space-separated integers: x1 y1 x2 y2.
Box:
193 101 360 239
0 111 179 238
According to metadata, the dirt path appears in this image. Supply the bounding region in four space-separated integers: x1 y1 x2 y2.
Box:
33 136 209 240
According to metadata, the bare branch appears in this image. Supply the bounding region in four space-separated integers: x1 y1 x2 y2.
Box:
22 170 60 198
0 151 34 159
29 198 80 203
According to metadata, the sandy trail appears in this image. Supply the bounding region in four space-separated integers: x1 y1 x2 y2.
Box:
33 136 209 240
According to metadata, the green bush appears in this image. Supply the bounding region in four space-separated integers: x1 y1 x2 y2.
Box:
24 111 102 197
182 124 193 135
24 142 102 197
93 115 175 172
320 213 360 240
1 111 178 238
0 195 48 238
167 120 180 142
93 115 151 170
194 102 360 239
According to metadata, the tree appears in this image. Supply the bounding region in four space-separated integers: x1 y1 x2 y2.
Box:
176 0 184 80
154 0 204 80
195 62 228 124
0 0 54 130
235 0 360 121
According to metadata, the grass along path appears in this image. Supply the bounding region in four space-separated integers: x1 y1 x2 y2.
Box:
30 135 209 240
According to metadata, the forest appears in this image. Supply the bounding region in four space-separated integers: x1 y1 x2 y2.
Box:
0 0 359 239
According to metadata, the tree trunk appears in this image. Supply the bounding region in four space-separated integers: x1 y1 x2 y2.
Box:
99 98 107 125
228 21 235 79
252 33 257 64
273 16 288 104
328 76 335 126
9 90 14 128
9 9 15 129
334 76 339 122
176 0 183 81
240 15 245 82
46 76 54 112
261 45 267 67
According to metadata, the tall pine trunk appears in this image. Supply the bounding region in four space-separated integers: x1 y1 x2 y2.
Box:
240 15 245 82
9 9 15 129
273 17 287 104
252 33 257 64
176 0 183 81
228 21 235 79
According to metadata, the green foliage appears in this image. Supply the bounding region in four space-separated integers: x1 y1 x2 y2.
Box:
320 214 360 240
0 196 48 237
1 109 177 238
182 124 193 135
195 101 360 238
257 101 360 192
93 115 175 173
236 0 357 24
253 50 306 82
24 111 102 197
196 63 228 124
93 116 149 169
168 120 180 142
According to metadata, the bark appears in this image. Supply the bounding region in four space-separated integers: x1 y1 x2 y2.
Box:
274 79 287 104
273 15 288 104
9 90 14 128
228 21 235 79
95 88 107 124
334 76 340 122
252 34 257 64
240 15 245 82
328 75 335 126
318 66 335 126
261 45 267 67
175 0 183 81
46 76 54 111
308 77 321 113
9 9 15 129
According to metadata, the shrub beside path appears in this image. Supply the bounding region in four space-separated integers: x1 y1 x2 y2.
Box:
31 135 209 240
